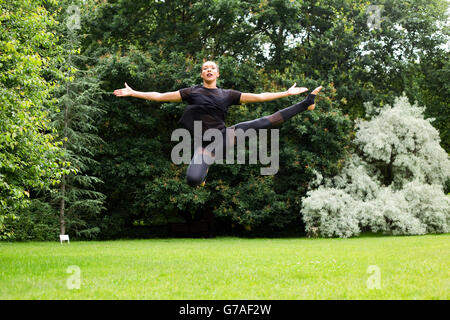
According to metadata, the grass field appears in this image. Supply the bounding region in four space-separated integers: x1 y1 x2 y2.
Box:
0 234 448 300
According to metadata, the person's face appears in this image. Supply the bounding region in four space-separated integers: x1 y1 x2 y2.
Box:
201 61 219 83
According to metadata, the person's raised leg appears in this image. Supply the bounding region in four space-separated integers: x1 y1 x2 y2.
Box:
230 86 323 133
276 86 322 123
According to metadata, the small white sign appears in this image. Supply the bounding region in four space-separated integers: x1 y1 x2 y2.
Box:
60 234 70 244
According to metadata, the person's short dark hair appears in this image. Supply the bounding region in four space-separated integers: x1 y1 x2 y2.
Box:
201 61 219 73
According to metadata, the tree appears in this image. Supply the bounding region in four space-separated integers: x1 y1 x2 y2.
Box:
52 5 107 238
0 0 67 238
3 0 108 240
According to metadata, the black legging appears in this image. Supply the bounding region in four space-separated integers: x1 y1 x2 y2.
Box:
186 93 316 186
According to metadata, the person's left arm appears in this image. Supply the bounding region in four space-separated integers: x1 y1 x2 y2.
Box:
240 83 308 103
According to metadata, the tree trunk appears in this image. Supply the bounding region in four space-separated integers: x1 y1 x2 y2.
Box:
59 176 66 235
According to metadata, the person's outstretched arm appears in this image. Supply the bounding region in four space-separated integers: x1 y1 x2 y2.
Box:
240 83 308 103
113 82 182 102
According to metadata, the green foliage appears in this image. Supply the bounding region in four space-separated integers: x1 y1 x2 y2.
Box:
5 198 59 241
404 51 450 151
32 0 107 239
0 0 67 238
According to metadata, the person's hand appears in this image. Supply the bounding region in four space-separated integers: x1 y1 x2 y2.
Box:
287 83 308 96
113 82 135 97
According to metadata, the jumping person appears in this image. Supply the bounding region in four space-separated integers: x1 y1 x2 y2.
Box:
114 61 322 187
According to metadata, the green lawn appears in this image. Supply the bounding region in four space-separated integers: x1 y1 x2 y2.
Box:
0 234 448 299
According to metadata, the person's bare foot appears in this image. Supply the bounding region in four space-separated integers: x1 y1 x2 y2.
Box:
307 86 323 110
311 86 323 95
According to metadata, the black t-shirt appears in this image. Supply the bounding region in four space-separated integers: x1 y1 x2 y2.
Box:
178 85 242 134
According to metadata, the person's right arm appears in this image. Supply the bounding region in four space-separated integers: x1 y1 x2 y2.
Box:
113 82 182 102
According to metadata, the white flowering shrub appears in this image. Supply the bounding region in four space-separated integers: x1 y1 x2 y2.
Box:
355 96 449 188
364 187 427 236
302 96 450 237
402 181 449 234
327 155 382 201
302 187 360 238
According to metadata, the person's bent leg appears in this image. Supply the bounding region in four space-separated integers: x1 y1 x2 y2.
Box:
186 147 214 187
